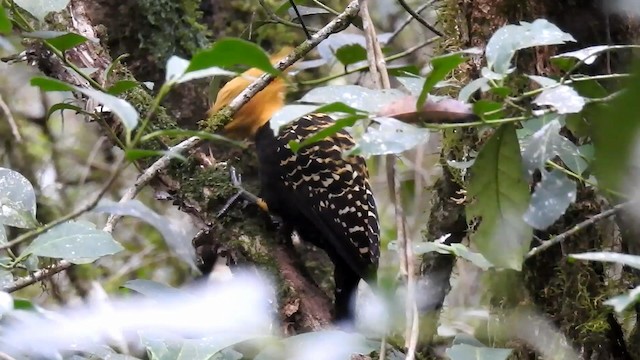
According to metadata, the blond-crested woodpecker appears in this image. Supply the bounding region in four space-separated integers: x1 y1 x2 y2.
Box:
210 48 380 322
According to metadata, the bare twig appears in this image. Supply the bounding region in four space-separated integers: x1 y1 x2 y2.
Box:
360 0 417 358
103 136 201 233
258 0 321 33
0 158 125 252
0 94 22 143
396 0 443 37
301 36 438 85
288 0 312 39
526 202 628 259
387 0 436 43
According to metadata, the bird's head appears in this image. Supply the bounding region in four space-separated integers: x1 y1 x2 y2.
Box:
209 47 292 139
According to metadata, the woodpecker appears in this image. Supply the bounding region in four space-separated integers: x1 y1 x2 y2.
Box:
209 49 380 322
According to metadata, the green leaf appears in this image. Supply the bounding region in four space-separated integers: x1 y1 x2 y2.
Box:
570 252 640 270
0 7 12 34
30 76 73 91
140 331 250 360
31 76 139 130
299 85 406 113
287 5 330 19
521 118 585 176
486 19 575 74
552 45 614 66
14 0 70 21
417 52 468 109
289 114 366 153
0 167 38 229
592 64 640 194
45 102 85 121
24 220 123 264
93 200 196 268
458 77 490 102
107 80 139 95
523 170 576 230
473 100 503 120
186 38 279 75
533 85 585 114
605 285 640 313
24 31 91 52
270 102 363 132
466 124 532 270
124 149 187 162
122 279 180 297
13 298 34 310
348 117 430 157
334 44 367 66
446 344 513 360
165 55 235 85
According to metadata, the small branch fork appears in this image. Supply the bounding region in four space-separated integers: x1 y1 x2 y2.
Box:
526 202 629 259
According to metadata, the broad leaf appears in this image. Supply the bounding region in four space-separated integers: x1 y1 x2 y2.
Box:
446 344 513 360
334 44 367 66
417 51 475 108
165 55 235 84
0 167 37 228
25 221 123 264
486 19 575 74
570 252 640 270
289 114 366 153
0 7 11 34
287 5 330 19
299 85 406 113
349 117 429 157
122 279 180 297
458 77 490 102
466 124 532 270
270 102 363 132
254 330 376 360
605 285 640 312
523 170 576 230
14 0 70 21
521 118 585 176
94 200 196 268
24 31 92 52
533 85 585 114
592 64 640 193
186 38 279 75
46 102 85 121
31 76 139 131
527 75 559 87
141 331 248 360
552 45 614 66
107 80 139 95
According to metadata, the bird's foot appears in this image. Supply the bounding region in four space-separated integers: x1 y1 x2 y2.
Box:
216 166 269 218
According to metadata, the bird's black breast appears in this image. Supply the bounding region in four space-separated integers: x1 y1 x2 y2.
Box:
254 114 380 279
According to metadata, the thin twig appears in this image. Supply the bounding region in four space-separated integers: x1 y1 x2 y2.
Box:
526 202 628 259
396 0 443 37
360 0 417 357
301 36 438 85
288 0 312 39
387 0 436 43
258 0 321 33
0 94 22 142
0 158 125 252
103 136 201 233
